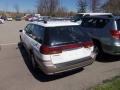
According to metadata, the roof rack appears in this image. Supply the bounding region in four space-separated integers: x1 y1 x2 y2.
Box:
83 14 114 18
38 19 47 23
36 17 73 24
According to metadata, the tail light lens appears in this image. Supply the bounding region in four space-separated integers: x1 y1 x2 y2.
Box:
40 41 93 55
40 45 62 54
111 30 120 39
82 41 94 48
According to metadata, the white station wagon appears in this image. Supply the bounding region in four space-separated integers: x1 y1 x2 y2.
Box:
19 20 96 75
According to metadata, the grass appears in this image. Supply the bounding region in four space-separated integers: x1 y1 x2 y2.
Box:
91 76 120 90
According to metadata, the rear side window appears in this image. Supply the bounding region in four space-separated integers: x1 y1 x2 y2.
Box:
81 18 109 28
117 19 120 30
25 24 34 34
32 25 45 43
25 24 31 32
44 26 90 46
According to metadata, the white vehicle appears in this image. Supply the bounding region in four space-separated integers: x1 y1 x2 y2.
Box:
28 16 38 22
19 20 96 75
7 17 13 21
35 14 41 18
74 13 113 24
0 19 4 24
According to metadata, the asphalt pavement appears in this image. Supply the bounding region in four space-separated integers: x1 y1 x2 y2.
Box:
0 21 120 90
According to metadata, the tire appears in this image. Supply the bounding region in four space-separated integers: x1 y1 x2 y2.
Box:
19 36 24 48
92 39 103 55
30 53 38 71
20 36 23 43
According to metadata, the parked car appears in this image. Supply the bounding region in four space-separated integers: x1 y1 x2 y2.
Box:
38 16 51 21
1 15 7 21
73 13 113 24
0 19 4 24
29 16 38 22
7 17 13 21
80 16 120 55
25 15 32 21
19 20 96 75
15 16 22 21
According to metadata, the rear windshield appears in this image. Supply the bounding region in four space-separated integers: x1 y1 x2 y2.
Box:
44 26 90 46
117 19 120 30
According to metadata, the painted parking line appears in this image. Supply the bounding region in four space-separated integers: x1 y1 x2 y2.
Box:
0 43 17 46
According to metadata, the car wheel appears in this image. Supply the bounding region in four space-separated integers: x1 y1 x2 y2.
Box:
94 46 99 55
20 36 23 43
19 36 24 47
93 39 104 55
31 53 38 70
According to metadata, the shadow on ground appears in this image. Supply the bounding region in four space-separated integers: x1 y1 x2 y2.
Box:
96 52 120 63
18 43 83 82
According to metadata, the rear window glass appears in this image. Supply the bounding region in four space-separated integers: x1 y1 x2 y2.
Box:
44 26 90 46
81 18 109 28
117 19 120 30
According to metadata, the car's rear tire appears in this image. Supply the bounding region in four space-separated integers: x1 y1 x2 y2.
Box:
30 52 38 71
92 39 104 55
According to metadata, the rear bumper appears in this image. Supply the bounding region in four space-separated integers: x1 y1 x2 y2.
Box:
37 53 96 75
102 43 120 55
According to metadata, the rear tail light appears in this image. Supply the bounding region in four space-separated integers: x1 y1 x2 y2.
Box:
40 45 62 54
111 30 120 39
82 41 94 48
40 41 93 55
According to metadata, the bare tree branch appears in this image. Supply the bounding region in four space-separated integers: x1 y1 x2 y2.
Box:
77 0 87 13
37 0 60 16
14 4 20 14
91 0 101 12
102 0 120 15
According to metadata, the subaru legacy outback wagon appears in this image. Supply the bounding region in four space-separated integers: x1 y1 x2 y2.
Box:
19 20 96 75
80 16 120 55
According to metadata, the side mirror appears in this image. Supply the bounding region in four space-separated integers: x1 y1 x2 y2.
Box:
19 30 23 32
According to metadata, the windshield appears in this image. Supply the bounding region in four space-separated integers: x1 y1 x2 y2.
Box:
45 26 90 46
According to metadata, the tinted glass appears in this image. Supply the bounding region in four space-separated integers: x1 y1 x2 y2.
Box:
45 26 90 46
33 25 44 42
81 18 109 28
117 19 120 30
74 14 83 21
25 24 33 34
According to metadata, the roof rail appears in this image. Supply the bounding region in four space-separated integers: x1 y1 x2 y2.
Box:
38 19 47 23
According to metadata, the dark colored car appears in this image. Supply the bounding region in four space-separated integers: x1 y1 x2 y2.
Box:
1 15 7 21
80 16 120 55
15 16 22 21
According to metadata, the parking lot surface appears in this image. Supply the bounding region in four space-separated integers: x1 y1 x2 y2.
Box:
0 21 120 90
